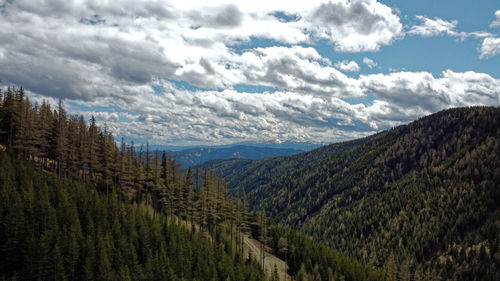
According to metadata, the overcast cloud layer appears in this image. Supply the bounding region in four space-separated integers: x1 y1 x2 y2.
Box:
1 0 499 146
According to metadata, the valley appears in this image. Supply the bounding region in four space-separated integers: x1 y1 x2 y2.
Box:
205 107 500 280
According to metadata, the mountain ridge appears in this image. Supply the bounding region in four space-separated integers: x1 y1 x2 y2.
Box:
162 145 304 168
204 106 500 280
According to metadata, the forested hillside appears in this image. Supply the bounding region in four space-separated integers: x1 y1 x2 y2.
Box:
0 87 268 280
165 145 303 168
203 136 369 196
0 86 387 281
206 107 500 280
0 151 267 281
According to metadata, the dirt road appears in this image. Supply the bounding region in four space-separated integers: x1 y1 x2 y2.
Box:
243 236 292 281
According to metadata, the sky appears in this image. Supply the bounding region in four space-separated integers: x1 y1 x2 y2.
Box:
1 0 499 147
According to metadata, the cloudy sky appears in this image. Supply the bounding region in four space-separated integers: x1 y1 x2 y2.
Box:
1 0 499 147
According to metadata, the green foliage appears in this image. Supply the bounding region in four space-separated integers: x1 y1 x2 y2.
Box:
0 151 266 281
266 224 385 281
208 107 500 280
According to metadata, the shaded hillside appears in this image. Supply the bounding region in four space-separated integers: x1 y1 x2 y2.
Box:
206 107 500 280
166 145 303 168
0 151 267 281
203 136 370 195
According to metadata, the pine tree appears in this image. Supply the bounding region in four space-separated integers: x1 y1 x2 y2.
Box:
153 150 161 220
144 142 153 205
88 116 99 183
77 116 89 182
65 116 79 176
54 99 67 178
278 237 289 281
0 92 280 281
98 126 114 195
185 167 194 227
0 87 15 146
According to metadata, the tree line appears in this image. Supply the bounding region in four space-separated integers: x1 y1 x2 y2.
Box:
0 86 390 281
0 86 267 280
0 86 253 247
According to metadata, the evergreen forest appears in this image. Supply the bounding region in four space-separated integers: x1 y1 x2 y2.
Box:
205 107 500 280
0 86 387 281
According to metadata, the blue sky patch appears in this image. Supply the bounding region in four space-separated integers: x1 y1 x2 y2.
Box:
233 84 278 93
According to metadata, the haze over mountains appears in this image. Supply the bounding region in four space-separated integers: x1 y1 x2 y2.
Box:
161 145 304 168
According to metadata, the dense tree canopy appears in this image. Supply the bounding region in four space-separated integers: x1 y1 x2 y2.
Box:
0 87 266 280
206 107 500 280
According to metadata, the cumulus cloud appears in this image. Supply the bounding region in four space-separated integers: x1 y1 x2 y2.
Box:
363 57 377 69
479 37 500 59
235 46 362 96
67 81 379 145
408 15 499 58
409 16 461 37
61 70 500 146
188 4 243 28
408 15 494 41
360 70 500 113
0 0 403 99
334 60 360 72
491 10 500 28
308 0 404 52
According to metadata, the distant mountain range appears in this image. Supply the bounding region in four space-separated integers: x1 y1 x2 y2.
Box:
150 141 322 152
161 145 304 168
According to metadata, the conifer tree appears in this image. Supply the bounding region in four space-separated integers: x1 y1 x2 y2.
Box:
77 116 89 182
153 150 161 220
184 167 193 224
88 116 99 183
54 99 67 178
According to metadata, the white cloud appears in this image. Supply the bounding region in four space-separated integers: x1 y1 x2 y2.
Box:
234 46 362 96
491 10 500 28
334 60 360 72
467 31 495 39
62 70 500 146
360 70 500 113
363 57 377 69
68 82 379 145
0 0 403 100
408 16 493 40
306 0 404 52
480 37 500 59
408 15 497 58
0 1 499 146
409 16 461 37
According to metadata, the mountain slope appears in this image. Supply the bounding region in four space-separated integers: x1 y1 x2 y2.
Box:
203 136 370 196
206 107 500 280
0 150 388 281
166 145 303 168
0 151 267 281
